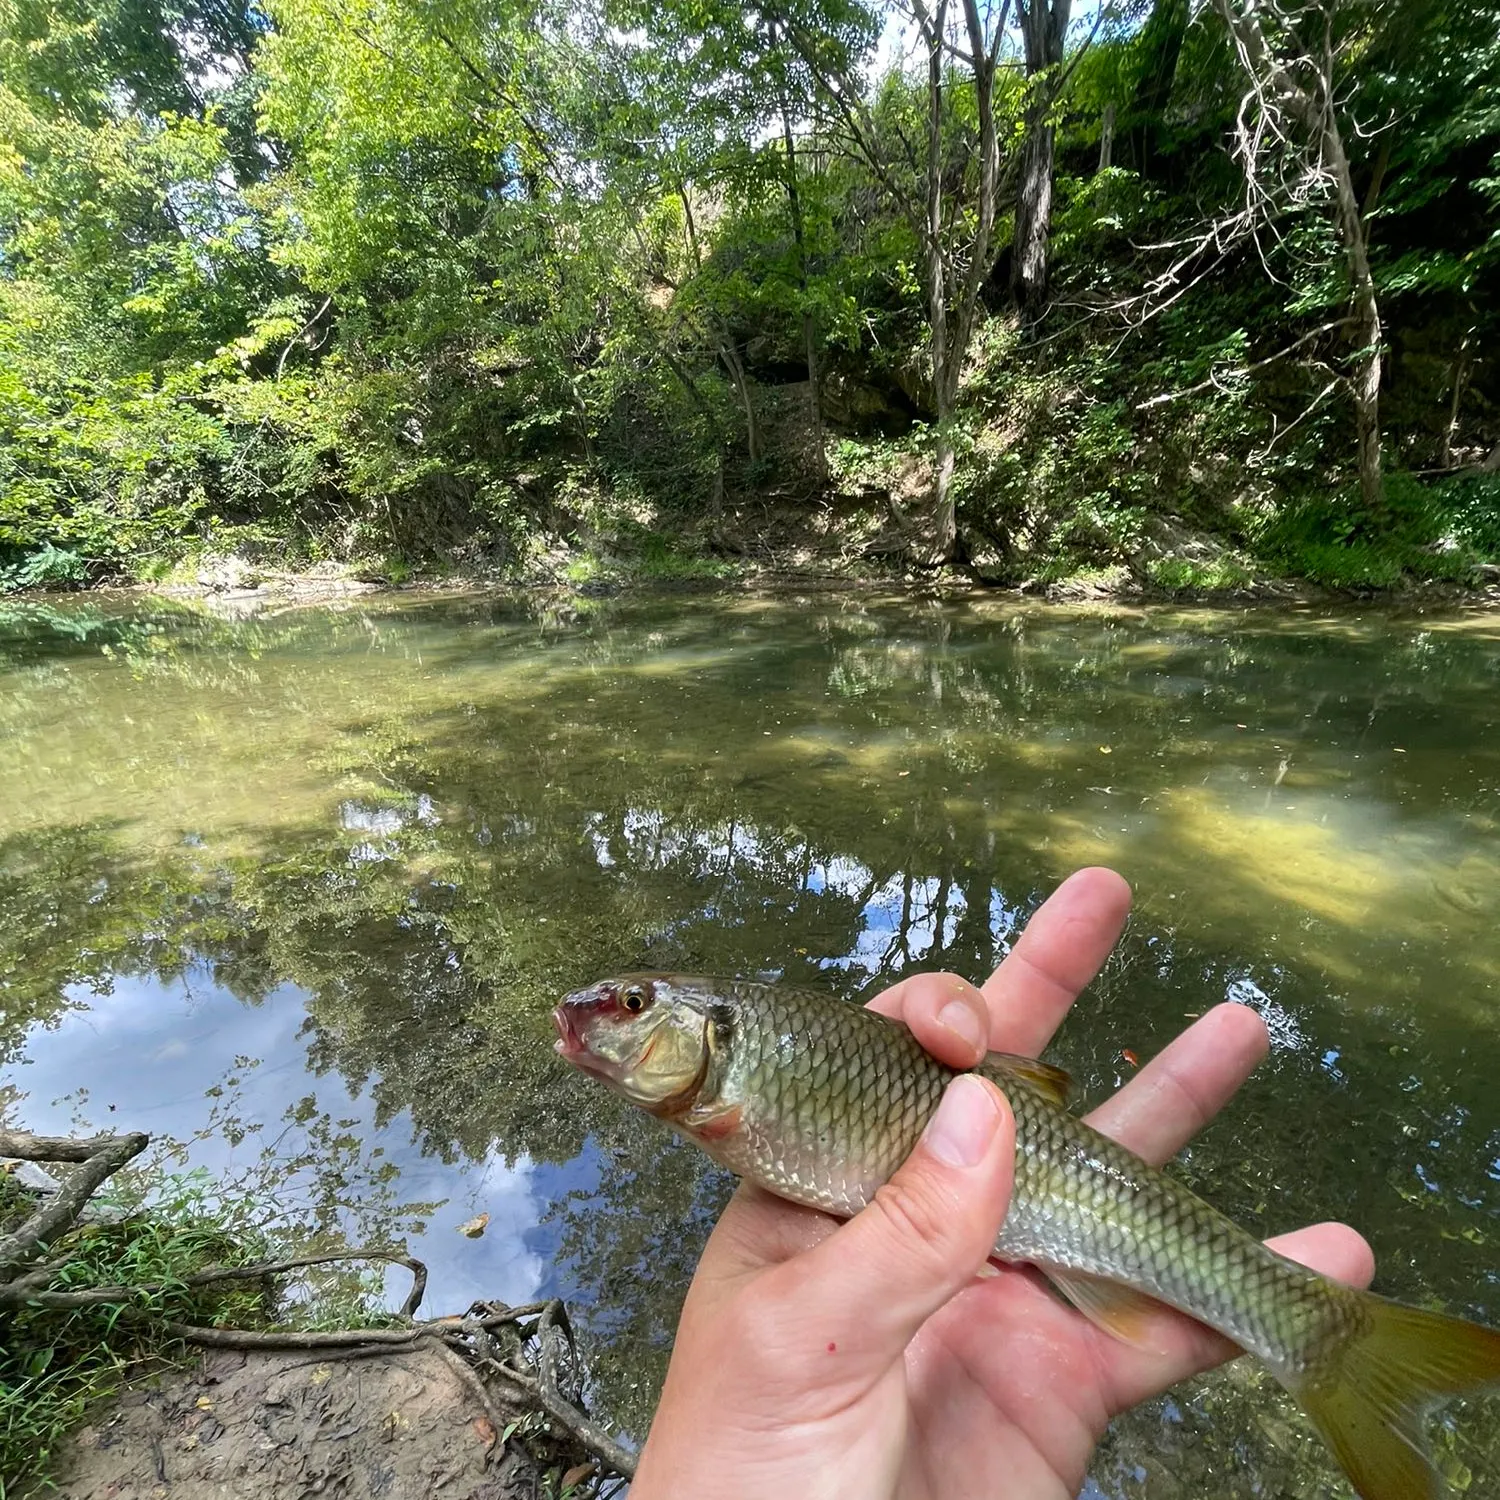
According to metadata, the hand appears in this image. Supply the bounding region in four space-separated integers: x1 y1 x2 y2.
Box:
628 867 1375 1500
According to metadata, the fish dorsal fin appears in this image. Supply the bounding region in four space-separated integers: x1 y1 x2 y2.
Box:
1042 1267 1172 1352
979 1051 1074 1109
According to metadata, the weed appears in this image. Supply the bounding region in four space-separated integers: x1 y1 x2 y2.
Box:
0 1166 385 1498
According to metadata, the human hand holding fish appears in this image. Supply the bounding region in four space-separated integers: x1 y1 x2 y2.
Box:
556 867 1499 1500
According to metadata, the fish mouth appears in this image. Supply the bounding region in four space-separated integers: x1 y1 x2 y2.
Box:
552 1004 583 1055
552 1005 623 1082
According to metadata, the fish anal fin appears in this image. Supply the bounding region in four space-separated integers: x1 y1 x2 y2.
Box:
1291 1294 1500 1500
1043 1267 1172 1352
981 1052 1074 1108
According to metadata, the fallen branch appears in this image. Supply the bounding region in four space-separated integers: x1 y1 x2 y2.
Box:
3 1127 636 1485
1 1130 130 1163
166 1314 639 1480
0 1132 148 1273
1136 318 1353 409
476 1346 638 1480
0 1247 429 1317
164 1321 437 1350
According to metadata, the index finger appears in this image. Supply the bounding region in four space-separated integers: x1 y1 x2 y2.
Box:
981 867 1131 1056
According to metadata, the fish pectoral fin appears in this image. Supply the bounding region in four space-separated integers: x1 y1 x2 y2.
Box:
1042 1268 1172 1351
981 1052 1075 1109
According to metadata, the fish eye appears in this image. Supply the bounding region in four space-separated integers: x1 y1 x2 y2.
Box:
621 983 651 1014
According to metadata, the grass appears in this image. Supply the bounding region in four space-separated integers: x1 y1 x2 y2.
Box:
1142 556 1255 594
562 528 739 588
0 1167 374 1499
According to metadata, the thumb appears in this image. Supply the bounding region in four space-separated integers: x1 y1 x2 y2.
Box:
763 1075 1015 1370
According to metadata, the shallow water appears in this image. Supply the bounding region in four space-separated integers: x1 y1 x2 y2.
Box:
3 588 1499 1495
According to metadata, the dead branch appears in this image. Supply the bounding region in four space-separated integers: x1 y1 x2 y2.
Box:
0 1247 429 1316
275 296 332 381
3 1127 636 1483
1136 317 1353 408
0 1132 148 1273
164 1321 438 1350
1 1130 127 1162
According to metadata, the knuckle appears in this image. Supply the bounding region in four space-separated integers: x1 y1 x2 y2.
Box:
867 1174 963 1279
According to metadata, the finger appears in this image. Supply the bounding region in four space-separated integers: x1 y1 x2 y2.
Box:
1095 1220 1376 1416
869 971 990 1069
758 1078 1015 1384
1084 1003 1270 1165
696 1182 841 1285
982 867 1131 1055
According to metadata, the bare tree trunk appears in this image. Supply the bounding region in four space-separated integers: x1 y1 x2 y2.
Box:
1216 0 1386 517
1011 0 1071 322
770 20 827 485
1443 336 1472 470
1013 104 1057 318
919 0 957 558
1098 102 1115 172
1327 120 1385 516
718 338 761 462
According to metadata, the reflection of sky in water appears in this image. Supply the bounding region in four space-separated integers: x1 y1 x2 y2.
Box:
10 968 549 1316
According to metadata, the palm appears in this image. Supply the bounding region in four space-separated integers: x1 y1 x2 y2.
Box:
678 868 1373 1498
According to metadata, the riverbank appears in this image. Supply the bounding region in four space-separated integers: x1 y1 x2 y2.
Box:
114 543 1500 614
0 1130 632 1500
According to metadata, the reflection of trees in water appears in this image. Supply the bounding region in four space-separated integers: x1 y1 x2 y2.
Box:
4 595 1500 1457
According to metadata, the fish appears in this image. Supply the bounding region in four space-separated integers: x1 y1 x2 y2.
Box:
554 972 1500 1500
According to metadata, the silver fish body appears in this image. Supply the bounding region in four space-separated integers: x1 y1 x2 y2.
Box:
555 972 1500 1500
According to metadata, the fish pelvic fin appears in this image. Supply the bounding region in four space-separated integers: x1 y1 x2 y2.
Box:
1041 1267 1173 1353
1290 1294 1500 1500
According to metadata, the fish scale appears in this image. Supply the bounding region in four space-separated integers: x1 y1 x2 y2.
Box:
557 972 1500 1500
710 979 1356 1373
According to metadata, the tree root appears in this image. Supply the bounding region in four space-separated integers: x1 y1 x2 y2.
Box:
2 1127 637 1485
0 1129 149 1273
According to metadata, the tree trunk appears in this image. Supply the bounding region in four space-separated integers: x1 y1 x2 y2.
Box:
771 20 827 484
1013 95 1057 320
1323 110 1386 518
1216 0 1386 518
1098 102 1115 172
931 436 958 559
1126 0 1187 171
920 0 956 561
718 339 761 462
1011 0 1071 323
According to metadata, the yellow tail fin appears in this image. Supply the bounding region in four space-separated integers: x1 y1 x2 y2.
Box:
1292 1294 1500 1500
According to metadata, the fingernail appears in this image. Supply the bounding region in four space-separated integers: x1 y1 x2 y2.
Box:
936 998 984 1054
923 1075 1002 1169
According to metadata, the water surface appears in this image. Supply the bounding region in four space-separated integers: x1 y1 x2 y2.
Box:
3 589 1498 1495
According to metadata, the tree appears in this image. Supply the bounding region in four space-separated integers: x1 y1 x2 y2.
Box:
1124 0 1188 172
1011 0 1072 321
1214 0 1385 514
780 0 1012 560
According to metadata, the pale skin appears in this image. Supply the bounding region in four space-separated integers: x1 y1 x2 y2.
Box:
629 867 1376 1500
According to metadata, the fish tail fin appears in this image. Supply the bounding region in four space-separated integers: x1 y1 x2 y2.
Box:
1291 1293 1500 1500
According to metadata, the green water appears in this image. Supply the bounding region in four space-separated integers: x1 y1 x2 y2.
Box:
2 589 1498 1497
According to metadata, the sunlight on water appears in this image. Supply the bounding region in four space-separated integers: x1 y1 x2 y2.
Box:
2 589 1499 1494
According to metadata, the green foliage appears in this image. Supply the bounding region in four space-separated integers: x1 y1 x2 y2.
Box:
0 0 1498 587
1142 555 1253 593
0 1174 272 1497
1250 473 1484 589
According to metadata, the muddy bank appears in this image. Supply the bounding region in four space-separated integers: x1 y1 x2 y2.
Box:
50 1344 544 1500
